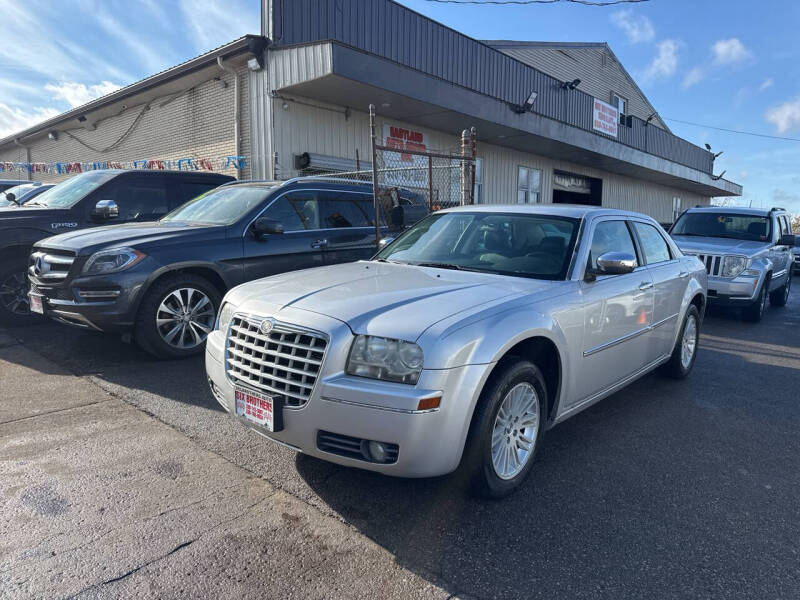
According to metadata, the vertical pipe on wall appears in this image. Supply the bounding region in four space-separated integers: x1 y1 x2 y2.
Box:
369 104 381 249
217 57 241 179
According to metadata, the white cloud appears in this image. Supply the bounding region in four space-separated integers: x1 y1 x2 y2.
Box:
712 38 753 66
609 9 655 44
765 97 800 134
179 0 257 53
682 66 705 89
0 103 60 139
44 81 122 109
642 40 680 82
759 77 774 91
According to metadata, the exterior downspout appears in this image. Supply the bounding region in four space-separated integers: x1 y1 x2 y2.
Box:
217 57 241 179
13 138 31 182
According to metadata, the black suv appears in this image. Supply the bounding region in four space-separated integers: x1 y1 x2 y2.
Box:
28 178 427 358
0 169 234 324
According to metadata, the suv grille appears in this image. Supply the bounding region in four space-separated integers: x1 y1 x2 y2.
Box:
225 316 328 408
693 253 722 277
29 249 76 281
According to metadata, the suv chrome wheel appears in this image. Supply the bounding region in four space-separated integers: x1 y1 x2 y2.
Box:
0 271 30 315
680 313 698 370
491 382 540 480
156 287 215 349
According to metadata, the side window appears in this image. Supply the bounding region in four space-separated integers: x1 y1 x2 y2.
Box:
779 215 791 237
318 192 373 228
632 222 672 264
181 181 219 206
263 193 320 231
589 220 638 270
109 178 169 221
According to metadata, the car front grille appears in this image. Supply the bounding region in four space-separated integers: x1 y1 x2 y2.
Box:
692 253 723 277
29 249 76 281
225 315 328 408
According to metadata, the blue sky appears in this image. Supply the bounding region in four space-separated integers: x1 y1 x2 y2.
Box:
2 0 800 214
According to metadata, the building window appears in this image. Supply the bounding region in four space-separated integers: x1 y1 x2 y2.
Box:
672 196 682 223
473 158 484 204
517 166 541 204
612 93 627 126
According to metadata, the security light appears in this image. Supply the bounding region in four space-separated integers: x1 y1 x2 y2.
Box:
47 131 58 141
705 143 712 151
560 79 581 90
512 90 538 114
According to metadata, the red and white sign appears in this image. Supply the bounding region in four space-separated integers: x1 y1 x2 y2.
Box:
383 124 429 188
592 99 619 138
383 124 427 162
235 386 275 431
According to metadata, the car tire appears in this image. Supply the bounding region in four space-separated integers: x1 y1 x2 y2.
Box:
0 264 41 326
742 276 770 322
458 358 547 499
134 274 222 359
660 304 700 379
769 272 791 307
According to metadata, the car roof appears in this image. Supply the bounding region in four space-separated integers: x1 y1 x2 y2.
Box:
684 206 785 216
438 203 651 220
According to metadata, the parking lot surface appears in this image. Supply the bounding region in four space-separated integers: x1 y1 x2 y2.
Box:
2 285 800 599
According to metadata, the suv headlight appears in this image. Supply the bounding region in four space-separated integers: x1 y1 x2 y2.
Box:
346 335 424 385
82 247 145 275
216 302 236 332
721 255 748 278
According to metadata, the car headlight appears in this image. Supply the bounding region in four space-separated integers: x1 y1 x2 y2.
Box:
216 302 236 332
82 247 145 275
721 255 748 278
346 335 424 384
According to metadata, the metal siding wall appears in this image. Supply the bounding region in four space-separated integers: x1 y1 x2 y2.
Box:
269 0 714 175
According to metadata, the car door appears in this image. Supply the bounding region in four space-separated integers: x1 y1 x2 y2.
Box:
317 191 383 265
631 220 685 362
770 215 793 284
241 190 326 282
574 218 655 404
96 174 172 223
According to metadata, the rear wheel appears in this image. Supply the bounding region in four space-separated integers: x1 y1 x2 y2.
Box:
134 274 221 359
769 272 791 307
660 304 700 379
458 359 547 499
0 265 40 326
742 277 769 322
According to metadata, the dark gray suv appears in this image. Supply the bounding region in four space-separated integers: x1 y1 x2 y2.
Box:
28 178 427 358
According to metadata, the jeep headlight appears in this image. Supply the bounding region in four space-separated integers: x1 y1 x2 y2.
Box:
346 335 424 384
721 255 748 278
82 247 145 275
216 302 236 332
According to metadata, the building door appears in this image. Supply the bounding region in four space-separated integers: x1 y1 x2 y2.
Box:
552 170 602 206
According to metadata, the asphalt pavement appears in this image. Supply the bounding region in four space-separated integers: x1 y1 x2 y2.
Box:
2 280 800 599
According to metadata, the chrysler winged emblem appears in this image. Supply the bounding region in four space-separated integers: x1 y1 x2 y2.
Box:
259 319 274 335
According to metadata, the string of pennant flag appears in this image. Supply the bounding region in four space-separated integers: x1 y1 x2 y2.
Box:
0 155 247 175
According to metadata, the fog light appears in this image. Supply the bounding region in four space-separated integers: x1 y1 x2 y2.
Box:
367 440 388 463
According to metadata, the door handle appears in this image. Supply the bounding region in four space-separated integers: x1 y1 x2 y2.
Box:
310 239 328 249
638 282 654 290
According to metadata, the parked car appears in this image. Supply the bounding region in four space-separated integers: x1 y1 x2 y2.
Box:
0 182 54 207
205 205 706 497
0 169 234 324
792 234 800 274
0 179 26 193
670 206 794 322
28 178 427 358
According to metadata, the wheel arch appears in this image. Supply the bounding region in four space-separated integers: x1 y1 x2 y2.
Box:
133 262 230 317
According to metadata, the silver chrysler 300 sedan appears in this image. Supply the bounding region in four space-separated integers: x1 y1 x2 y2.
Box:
205 205 707 497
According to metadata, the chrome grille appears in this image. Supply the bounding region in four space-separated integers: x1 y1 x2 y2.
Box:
29 250 76 281
225 316 328 408
692 253 722 277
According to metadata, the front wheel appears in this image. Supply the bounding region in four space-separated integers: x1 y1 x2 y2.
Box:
660 304 700 379
458 359 547 499
0 265 40 326
742 277 769 322
134 274 221 359
769 272 791 307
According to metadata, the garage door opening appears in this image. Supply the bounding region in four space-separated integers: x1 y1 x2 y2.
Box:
552 170 602 206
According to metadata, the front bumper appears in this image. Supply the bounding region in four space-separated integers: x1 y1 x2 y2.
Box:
29 269 149 332
706 272 764 305
205 320 490 478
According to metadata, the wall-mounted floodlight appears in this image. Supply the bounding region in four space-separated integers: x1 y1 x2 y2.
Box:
713 151 724 159
512 90 538 114
560 78 581 90
47 131 58 141
705 143 712 151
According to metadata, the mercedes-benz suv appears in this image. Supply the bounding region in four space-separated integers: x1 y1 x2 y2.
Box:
670 206 794 322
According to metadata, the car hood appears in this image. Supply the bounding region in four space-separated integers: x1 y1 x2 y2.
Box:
35 221 223 254
672 235 771 257
230 261 558 341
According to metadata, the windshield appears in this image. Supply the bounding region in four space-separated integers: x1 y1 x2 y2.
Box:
0 183 37 206
376 212 579 280
161 186 272 225
27 171 117 209
671 212 772 242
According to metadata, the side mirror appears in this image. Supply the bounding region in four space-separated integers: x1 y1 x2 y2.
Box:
92 199 118 220
592 252 637 276
252 217 284 237
378 236 395 249
5 192 16 205
778 234 795 247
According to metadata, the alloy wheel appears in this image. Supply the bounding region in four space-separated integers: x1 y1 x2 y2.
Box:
0 271 30 315
491 382 540 480
155 287 215 350
680 313 698 370
760 284 768 316
785 275 792 303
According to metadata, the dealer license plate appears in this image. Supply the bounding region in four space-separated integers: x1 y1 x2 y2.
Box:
29 294 44 315
235 386 282 432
